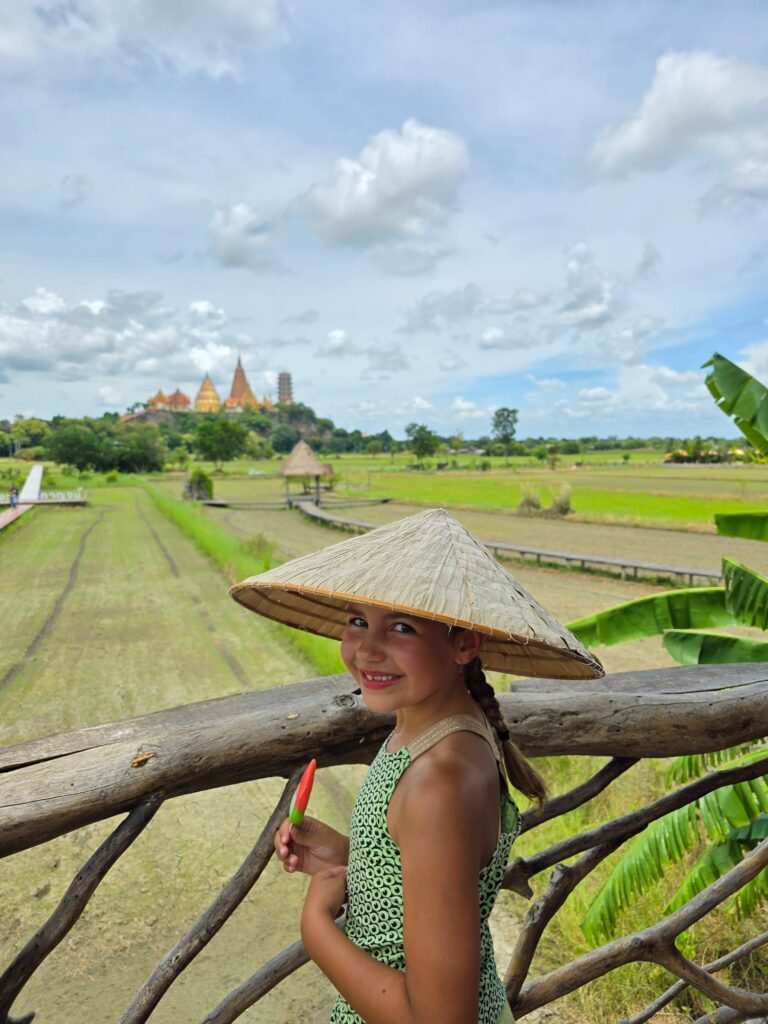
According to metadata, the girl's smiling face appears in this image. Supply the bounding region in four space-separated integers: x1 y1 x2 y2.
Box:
341 603 481 713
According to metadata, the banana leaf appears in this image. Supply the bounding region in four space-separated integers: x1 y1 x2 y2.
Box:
581 787 768 944
663 628 768 665
665 742 766 785
716 512 768 543
703 352 768 454
723 557 768 628
567 588 731 647
667 814 768 917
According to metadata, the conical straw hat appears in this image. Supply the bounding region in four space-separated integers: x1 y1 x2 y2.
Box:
230 508 604 679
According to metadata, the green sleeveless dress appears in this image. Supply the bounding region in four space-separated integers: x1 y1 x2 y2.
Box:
329 714 520 1024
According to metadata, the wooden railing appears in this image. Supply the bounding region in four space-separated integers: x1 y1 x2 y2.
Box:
2 663 767 1023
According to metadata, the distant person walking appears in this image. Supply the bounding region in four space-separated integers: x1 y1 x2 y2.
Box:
9 485 18 509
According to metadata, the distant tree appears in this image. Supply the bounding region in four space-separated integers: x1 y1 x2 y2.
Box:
269 424 301 454
365 439 383 456
45 423 105 471
491 408 518 464
405 423 439 461
195 417 248 469
115 423 167 472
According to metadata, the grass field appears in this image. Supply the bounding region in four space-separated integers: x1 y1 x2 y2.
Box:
2 462 767 1022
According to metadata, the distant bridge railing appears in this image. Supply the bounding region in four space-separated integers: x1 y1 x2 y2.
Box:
293 500 724 585
1 664 767 1023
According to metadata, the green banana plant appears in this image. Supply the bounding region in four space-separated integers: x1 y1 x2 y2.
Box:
581 749 768 945
574 353 768 944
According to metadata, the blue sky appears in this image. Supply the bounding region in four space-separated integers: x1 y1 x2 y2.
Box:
1 0 767 438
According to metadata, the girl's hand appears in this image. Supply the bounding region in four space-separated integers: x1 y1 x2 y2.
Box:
274 815 349 876
302 865 348 923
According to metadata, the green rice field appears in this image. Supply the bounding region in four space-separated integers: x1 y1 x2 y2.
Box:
2 460 767 1023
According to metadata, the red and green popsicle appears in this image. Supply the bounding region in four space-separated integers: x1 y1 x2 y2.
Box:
289 758 317 825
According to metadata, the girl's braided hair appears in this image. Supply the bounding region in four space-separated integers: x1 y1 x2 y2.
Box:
464 656 547 808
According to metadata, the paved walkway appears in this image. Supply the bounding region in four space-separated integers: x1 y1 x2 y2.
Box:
0 464 43 532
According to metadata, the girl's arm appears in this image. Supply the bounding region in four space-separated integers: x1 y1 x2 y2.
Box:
301 755 490 1024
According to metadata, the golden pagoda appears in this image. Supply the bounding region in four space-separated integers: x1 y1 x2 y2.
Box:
194 374 222 413
224 356 259 412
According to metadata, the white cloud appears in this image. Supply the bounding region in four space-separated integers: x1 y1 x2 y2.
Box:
401 282 483 333
412 396 434 410
591 51 768 211
295 119 469 247
478 323 531 351
97 385 121 406
0 0 282 77
189 300 226 321
591 51 768 175
21 287 67 315
189 342 234 375
548 364 710 423
451 396 493 420
364 340 410 375
208 203 276 268
439 350 468 372
553 243 620 328
532 377 566 391
736 340 768 381
317 329 359 358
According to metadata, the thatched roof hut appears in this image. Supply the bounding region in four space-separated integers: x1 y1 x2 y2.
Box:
280 441 330 503
280 440 329 478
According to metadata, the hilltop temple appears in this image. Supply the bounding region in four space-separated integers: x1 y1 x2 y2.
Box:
145 360 293 415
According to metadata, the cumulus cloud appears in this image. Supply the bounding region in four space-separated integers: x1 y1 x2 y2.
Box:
550 364 709 422
451 396 493 420
295 119 469 247
364 340 411 376
401 282 483 333
21 287 67 315
553 243 620 328
97 385 121 407
0 0 282 77
208 203 277 268
317 329 359 357
190 300 225 321
439 350 469 372
0 286 260 389
478 322 532 351
590 51 768 210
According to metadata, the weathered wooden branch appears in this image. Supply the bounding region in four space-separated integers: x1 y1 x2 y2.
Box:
503 755 768 893
512 838 768 1018
620 931 768 1024
119 771 300 1024
518 756 638 835
504 839 624 1000
2 663 766 858
691 1009 751 1024
0 795 162 1024
201 938 309 1024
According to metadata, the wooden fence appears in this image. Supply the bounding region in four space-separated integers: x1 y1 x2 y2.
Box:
2 663 767 1023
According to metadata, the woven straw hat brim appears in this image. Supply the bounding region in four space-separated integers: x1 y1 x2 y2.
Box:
229 508 604 680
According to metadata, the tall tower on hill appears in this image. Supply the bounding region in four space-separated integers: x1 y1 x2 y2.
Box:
278 370 293 404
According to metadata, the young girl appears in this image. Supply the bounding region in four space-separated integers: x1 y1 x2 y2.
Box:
230 508 602 1024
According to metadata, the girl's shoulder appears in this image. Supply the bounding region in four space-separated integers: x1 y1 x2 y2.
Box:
390 733 499 837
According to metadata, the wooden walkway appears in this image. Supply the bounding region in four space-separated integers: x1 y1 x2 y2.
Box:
0 465 44 532
295 499 723 585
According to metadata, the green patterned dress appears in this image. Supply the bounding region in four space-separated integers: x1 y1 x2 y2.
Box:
329 715 520 1024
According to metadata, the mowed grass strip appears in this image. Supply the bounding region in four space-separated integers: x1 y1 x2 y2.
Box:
0 506 104 686
0 487 317 745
